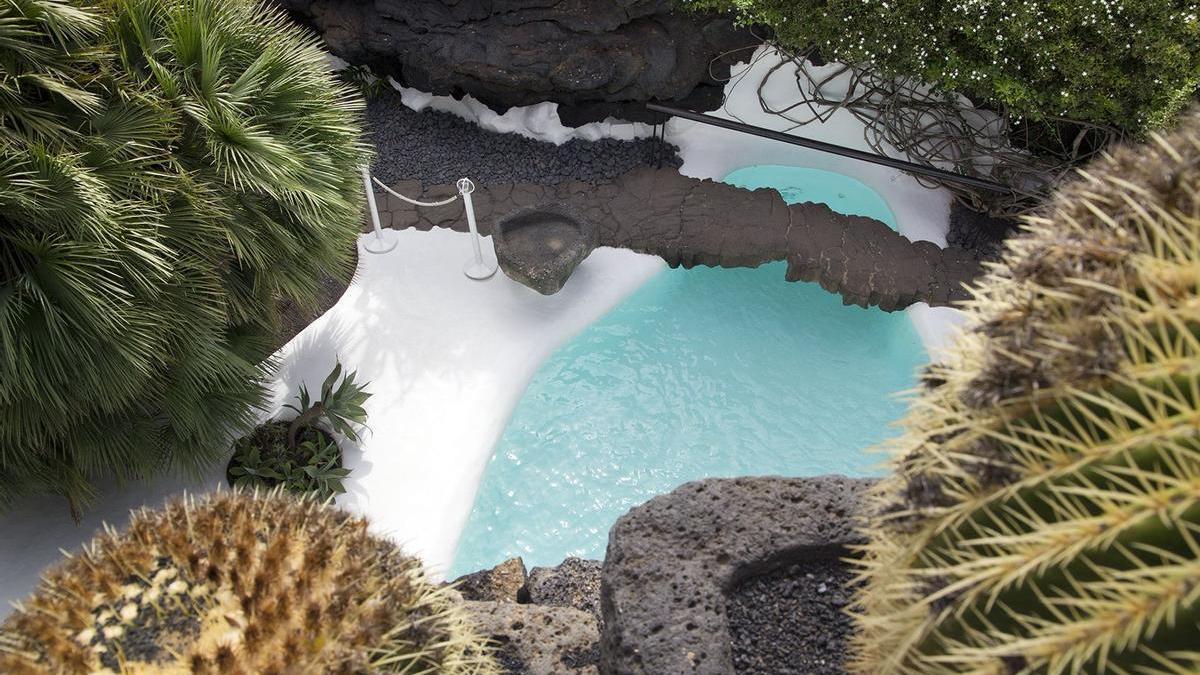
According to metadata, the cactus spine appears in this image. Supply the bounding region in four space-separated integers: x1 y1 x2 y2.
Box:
0 490 498 674
851 109 1200 674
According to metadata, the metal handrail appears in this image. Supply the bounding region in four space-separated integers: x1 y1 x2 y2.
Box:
646 103 1011 193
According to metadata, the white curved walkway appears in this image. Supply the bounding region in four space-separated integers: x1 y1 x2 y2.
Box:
0 230 663 615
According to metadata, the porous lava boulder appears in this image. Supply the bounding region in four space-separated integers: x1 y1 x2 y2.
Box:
275 0 755 124
728 556 859 674
450 556 528 602
526 557 604 622
466 601 601 674
599 476 874 675
494 204 597 294
946 200 1021 263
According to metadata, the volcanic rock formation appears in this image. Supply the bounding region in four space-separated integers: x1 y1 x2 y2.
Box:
373 167 980 309
276 0 756 124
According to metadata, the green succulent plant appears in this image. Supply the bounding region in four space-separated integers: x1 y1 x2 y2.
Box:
0 0 369 517
284 361 371 447
0 490 499 674
229 429 352 500
850 109 1200 673
229 362 369 500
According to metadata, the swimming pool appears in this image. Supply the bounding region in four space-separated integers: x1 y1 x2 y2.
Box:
449 166 925 576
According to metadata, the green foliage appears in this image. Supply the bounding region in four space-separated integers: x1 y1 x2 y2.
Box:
687 0 1200 132
229 430 349 500
0 490 499 673
230 362 369 500
0 0 370 515
850 110 1200 673
337 63 385 100
284 360 371 444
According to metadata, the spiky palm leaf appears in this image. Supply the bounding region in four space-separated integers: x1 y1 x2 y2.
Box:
850 110 1200 673
0 0 369 516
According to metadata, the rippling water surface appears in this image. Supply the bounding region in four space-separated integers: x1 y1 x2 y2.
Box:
450 166 926 575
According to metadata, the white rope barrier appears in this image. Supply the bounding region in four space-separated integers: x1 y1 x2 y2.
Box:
457 178 495 280
361 167 397 254
371 176 461 208
360 167 498 280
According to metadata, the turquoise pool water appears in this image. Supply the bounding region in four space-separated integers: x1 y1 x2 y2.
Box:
449 166 924 575
724 165 897 227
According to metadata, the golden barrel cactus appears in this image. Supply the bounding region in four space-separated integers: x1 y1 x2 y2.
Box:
0 491 497 674
852 110 1200 673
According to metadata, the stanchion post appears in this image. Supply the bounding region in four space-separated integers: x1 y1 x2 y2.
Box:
361 166 398 254
457 178 497 280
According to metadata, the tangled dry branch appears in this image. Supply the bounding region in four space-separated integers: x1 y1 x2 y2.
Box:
711 43 1122 217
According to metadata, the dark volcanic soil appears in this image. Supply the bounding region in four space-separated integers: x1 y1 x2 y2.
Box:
274 248 356 350
728 557 860 675
365 89 681 188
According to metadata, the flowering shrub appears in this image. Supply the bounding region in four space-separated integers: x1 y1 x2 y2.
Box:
687 0 1200 132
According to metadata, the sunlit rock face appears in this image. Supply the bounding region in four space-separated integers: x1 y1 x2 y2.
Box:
275 0 756 124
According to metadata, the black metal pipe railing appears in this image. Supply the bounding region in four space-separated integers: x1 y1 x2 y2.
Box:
646 103 1011 193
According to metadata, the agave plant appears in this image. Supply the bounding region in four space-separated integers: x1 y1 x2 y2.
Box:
228 361 369 500
284 361 371 447
850 110 1200 672
0 0 369 517
0 490 498 673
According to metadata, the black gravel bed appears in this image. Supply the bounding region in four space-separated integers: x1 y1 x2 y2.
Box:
728 556 860 675
365 89 681 188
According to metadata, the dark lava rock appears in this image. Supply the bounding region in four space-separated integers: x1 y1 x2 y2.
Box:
728 555 860 675
450 557 528 603
382 167 983 311
494 204 597 294
599 476 874 675
465 601 600 674
946 200 1021 263
525 557 603 623
277 0 756 124
365 89 682 189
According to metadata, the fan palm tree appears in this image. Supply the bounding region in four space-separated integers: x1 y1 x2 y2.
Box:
0 0 369 518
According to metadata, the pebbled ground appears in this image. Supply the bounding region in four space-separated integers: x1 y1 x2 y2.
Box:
728 558 860 675
365 90 681 188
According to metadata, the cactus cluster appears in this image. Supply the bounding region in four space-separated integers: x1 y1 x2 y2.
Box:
0 491 498 674
851 109 1200 673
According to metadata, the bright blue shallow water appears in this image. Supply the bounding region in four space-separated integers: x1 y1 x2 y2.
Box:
449 166 925 576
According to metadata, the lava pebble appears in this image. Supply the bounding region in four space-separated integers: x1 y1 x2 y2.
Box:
727 557 860 675
365 90 682 189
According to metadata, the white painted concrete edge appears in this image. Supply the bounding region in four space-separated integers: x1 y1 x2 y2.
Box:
389 78 657 146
